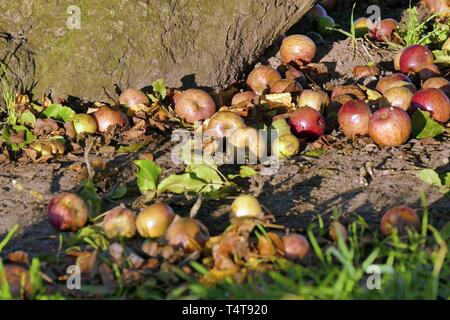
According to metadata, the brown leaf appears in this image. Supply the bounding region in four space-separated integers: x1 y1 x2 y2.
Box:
64 121 76 139
6 251 30 265
141 241 160 257
139 152 154 161
99 263 116 288
305 63 328 75
34 118 60 136
75 250 98 278
148 118 168 132
122 128 146 141
122 269 145 285
142 258 160 270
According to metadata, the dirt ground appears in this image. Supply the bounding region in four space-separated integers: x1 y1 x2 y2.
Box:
0 1 449 258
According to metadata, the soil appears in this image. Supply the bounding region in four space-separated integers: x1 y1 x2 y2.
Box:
0 1 449 261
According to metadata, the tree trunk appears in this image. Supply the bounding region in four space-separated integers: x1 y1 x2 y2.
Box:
0 0 315 101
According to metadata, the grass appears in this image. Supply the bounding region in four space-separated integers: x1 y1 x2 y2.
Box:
160 195 449 300
327 3 358 47
0 63 17 126
0 191 448 300
394 6 441 49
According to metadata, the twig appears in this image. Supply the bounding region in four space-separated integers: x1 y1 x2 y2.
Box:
84 136 95 180
190 194 203 218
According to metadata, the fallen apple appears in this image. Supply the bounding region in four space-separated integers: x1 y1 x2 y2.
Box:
282 234 310 260
380 206 420 236
136 203 175 238
329 221 348 243
298 89 330 113
174 89 216 123
399 45 434 74
368 107 412 146
382 86 414 111
93 106 129 133
207 111 246 139
337 99 372 137
290 107 326 140
272 134 301 158
72 113 98 135
230 194 264 219
410 88 450 123
101 204 136 239
165 216 210 252
47 192 89 231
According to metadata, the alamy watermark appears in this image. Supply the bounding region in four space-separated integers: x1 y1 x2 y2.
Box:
366 264 382 290
170 125 282 176
66 5 81 30
66 265 81 290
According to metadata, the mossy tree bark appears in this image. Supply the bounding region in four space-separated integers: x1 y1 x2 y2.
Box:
0 0 315 101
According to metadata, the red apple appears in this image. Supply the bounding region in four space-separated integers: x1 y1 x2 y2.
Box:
418 64 441 81
1 264 32 298
422 77 450 98
47 192 89 231
380 206 420 236
369 107 412 146
371 18 398 42
399 45 434 74
93 106 129 133
329 222 348 242
174 89 216 123
410 88 450 123
290 107 325 140
338 99 372 137
282 234 310 260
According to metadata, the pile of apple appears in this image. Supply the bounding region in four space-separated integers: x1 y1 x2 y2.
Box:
47 191 421 264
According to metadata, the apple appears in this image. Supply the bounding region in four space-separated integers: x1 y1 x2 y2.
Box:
369 107 412 146
47 192 89 231
290 107 326 140
380 206 420 236
410 88 450 123
338 99 372 137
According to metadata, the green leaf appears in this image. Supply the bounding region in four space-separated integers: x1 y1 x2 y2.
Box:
157 172 206 194
239 165 257 178
2 125 36 151
107 185 127 200
117 143 146 154
303 149 326 158
418 169 442 186
444 173 450 187
411 110 445 139
68 226 109 251
79 179 102 216
134 160 161 195
42 104 75 122
157 164 225 195
152 79 166 100
187 164 223 192
18 111 36 127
